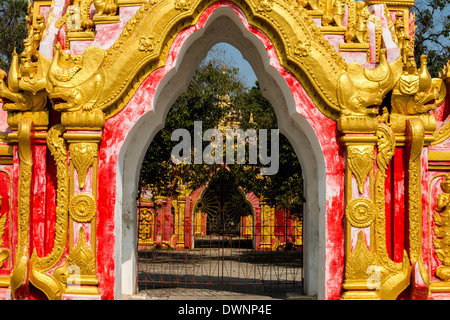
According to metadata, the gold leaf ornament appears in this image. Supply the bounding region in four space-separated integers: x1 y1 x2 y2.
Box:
70 143 97 190
347 146 374 194
0 205 8 269
139 36 155 53
294 41 311 57
346 198 375 228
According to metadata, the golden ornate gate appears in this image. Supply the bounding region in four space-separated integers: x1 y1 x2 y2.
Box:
0 0 449 300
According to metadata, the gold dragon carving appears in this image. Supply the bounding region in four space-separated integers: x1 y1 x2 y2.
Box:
15 0 441 127
48 43 105 113
391 54 445 117
29 124 69 300
46 0 406 123
0 4 50 130
75 0 351 120
338 49 402 117
47 43 106 129
9 119 34 299
388 12 446 138
374 123 411 300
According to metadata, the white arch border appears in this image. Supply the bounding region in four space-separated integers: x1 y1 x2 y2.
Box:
114 4 328 299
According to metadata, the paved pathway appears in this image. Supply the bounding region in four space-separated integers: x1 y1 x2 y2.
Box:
130 243 312 300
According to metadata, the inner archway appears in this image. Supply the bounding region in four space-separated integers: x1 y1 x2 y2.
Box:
115 3 327 299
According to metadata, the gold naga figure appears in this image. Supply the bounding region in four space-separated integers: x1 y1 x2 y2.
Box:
0 12 50 113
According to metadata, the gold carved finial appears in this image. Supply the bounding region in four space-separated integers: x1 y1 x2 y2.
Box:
0 6 50 118
345 1 370 44
56 0 95 46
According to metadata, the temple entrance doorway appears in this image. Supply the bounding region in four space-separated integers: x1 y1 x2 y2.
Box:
116 6 327 298
135 44 304 298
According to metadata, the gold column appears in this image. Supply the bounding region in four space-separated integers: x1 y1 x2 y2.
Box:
294 218 302 247
33 109 105 297
339 115 411 300
339 115 379 300
154 195 168 248
9 118 34 299
62 129 101 296
259 197 274 251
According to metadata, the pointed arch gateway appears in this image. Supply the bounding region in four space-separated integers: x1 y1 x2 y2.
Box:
111 0 339 299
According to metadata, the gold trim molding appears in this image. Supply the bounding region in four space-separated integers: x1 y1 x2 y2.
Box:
29 124 69 300
10 118 33 299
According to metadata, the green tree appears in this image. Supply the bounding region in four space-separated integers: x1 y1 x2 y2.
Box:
233 81 304 218
140 66 304 219
139 60 246 197
412 0 450 77
0 0 28 71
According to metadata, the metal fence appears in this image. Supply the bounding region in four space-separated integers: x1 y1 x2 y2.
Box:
136 197 303 298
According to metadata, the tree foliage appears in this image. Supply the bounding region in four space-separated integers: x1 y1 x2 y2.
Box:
232 82 304 215
412 0 450 77
140 61 304 218
0 0 28 71
140 60 246 196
